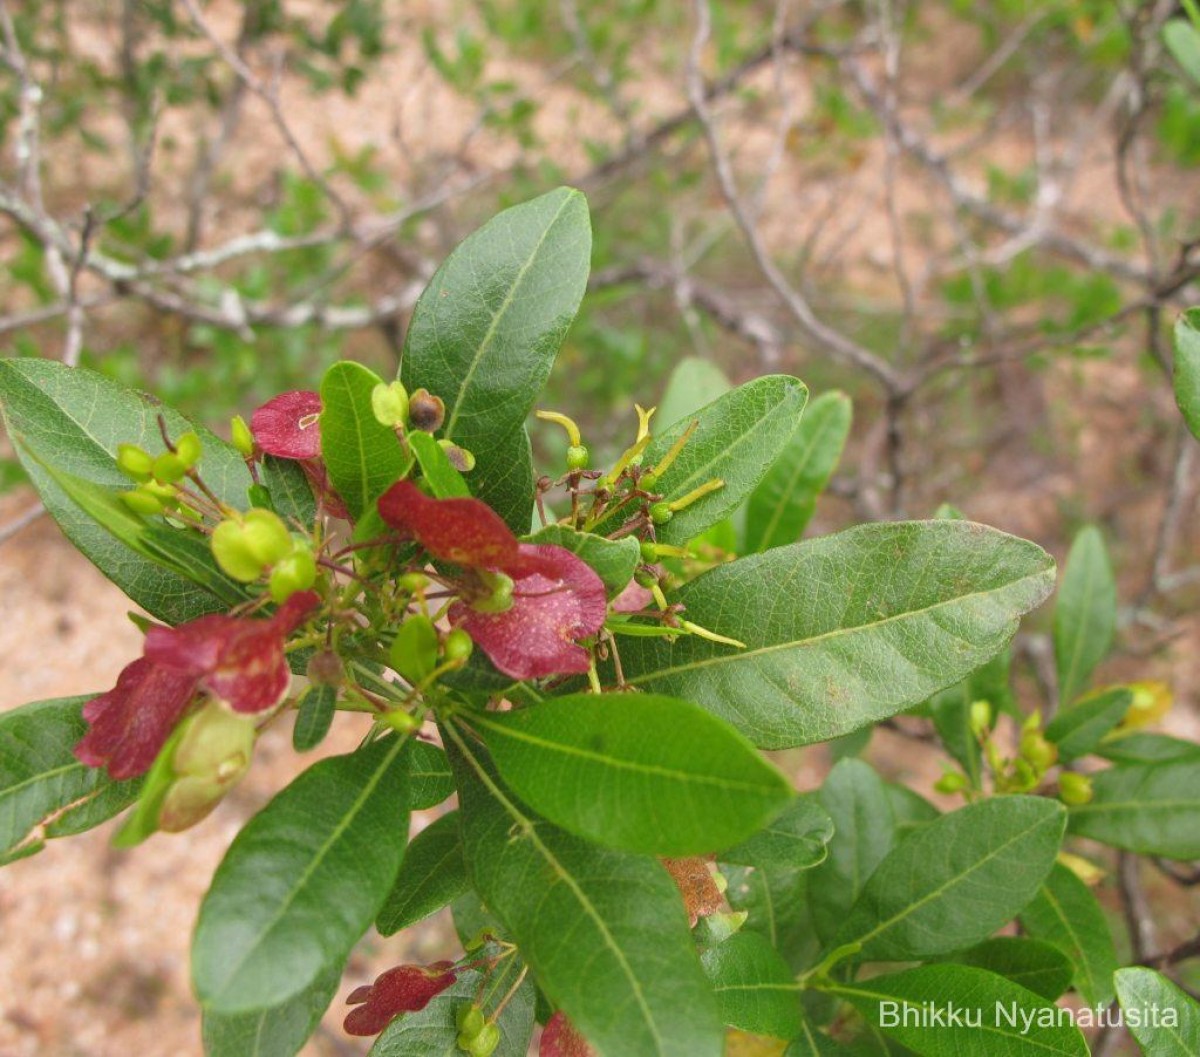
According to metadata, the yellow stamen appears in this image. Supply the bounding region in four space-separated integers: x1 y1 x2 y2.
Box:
651 420 698 478
605 433 652 485
681 620 746 649
635 404 656 444
667 478 724 511
535 410 582 448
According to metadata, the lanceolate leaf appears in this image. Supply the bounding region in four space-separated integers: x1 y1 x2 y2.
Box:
376 810 469 935
808 759 897 945
617 521 1055 749
832 796 1065 962
1054 526 1116 707
1066 760 1200 859
1115 967 1200 1057
470 693 792 856
262 454 317 527
1173 307 1200 440
1097 734 1200 766
745 390 851 552
722 865 819 974
718 793 833 870
0 695 141 860
657 357 732 432
319 361 412 521
0 359 252 623
1044 687 1130 761
370 965 535 1057
643 375 808 546
400 187 591 532
192 735 410 1013
1019 862 1118 1008
701 931 802 1040
526 524 640 597
408 429 470 498
940 937 1074 1001
444 721 724 1057
833 964 1089 1057
201 968 341 1057
408 740 455 809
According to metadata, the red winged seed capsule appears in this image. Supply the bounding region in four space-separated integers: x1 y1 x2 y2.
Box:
343 962 458 1036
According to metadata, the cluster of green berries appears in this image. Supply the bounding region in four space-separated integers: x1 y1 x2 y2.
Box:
455 1003 500 1056
211 507 317 603
117 433 203 516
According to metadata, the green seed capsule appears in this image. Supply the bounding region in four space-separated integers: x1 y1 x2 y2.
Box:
120 487 165 516
639 541 658 563
230 415 255 457
471 572 514 614
456 1005 486 1037
175 431 203 468
211 520 264 582
1058 772 1094 806
638 471 658 491
443 628 474 664
269 549 317 602
152 451 188 484
566 444 590 471
390 615 440 685
371 381 410 428
241 508 294 565
649 502 673 525
117 443 154 482
468 1024 500 1057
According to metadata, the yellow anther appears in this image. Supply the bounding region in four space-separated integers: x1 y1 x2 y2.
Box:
535 410 582 448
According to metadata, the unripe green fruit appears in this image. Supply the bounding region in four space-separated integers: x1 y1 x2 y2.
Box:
153 451 188 484
634 568 658 588
639 541 658 563
175 431 203 468
371 381 410 428
468 1024 500 1057
934 771 969 794
1059 771 1094 806
639 471 659 491
269 548 317 602
381 709 421 733
230 415 255 457
649 502 673 525
121 488 166 516
390 615 439 685
566 444 590 471
173 701 257 778
117 443 154 482
969 699 992 738
443 628 474 664
471 572 514 614
1020 730 1057 773
399 572 428 593
211 519 265 582
242 508 294 565
456 1005 486 1037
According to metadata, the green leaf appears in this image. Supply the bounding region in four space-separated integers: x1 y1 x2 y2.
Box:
376 810 469 935
1020 861 1118 1008
1115 967 1200 1057
925 650 1011 788
1044 687 1130 761
0 695 141 860
1097 733 1200 765
833 964 1089 1057
470 692 793 856
885 783 940 836
657 357 732 431
940 937 1074 1001
407 429 470 497
526 524 640 597
618 521 1055 748
832 796 1065 961
1165 21 1200 89
370 965 535 1057
808 760 897 946
1054 526 1116 706
201 967 340 1057
701 931 802 1040
292 685 336 752
784 1022 849 1055
1175 310 1200 440
1067 759 1200 859
409 740 455 809
745 390 852 552
262 455 317 527
319 360 412 521
643 376 808 546
444 721 724 1057
719 793 833 869
400 187 591 532
722 865 819 974
0 359 252 622
192 735 410 1013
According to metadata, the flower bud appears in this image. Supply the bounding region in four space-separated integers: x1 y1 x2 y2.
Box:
438 438 477 472
117 443 154 482
230 414 255 457
307 649 344 687
381 709 422 733
1059 772 1094 806
269 548 317 602
399 572 428 594
409 388 446 432
372 381 410 428
934 770 969 794
443 628 474 664
1020 730 1058 773
649 502 673 525
175 431 203 468
566 444 590 471
152 451 188 484
969 699 992 738
390 615 439 685
1122 681 1172 729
